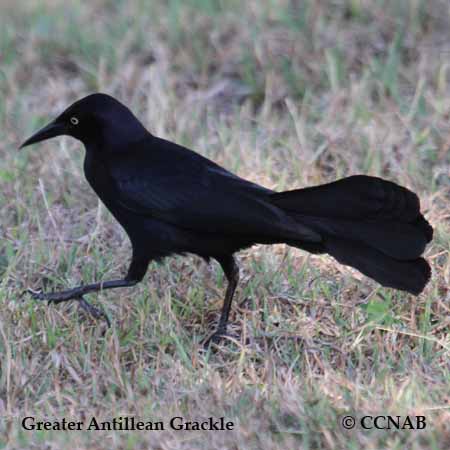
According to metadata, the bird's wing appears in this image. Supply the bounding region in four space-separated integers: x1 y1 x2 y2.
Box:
107 137 320 242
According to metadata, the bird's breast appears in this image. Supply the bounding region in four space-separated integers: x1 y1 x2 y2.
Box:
83 153 108 198
83 153 129 225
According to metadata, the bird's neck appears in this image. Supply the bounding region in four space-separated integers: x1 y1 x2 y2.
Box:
84 128 150 156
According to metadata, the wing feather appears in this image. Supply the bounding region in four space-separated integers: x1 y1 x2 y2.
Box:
107 137 320 242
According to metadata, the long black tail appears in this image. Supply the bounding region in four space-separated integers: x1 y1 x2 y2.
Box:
271 176 433 294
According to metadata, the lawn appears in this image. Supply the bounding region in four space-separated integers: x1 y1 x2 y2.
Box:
0 0 449 448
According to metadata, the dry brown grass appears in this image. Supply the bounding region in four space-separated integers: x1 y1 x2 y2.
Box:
0 0 449 448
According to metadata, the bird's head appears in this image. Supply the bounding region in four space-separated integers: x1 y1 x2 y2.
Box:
20 93 147 151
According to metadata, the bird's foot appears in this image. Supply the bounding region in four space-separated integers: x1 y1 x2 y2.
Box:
27 288 110 327
202 328 228 350
27 287 81 304
77 296 111 327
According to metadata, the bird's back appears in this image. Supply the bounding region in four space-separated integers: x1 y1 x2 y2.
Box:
85 134 320 251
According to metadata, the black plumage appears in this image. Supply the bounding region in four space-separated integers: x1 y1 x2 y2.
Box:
20 93 433 344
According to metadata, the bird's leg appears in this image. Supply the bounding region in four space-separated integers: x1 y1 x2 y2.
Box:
28 279 137 326
28 254 149 324
28 278 139 303
204 255 239 347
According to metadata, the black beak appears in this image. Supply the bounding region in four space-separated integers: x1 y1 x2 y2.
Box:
19 121 66 149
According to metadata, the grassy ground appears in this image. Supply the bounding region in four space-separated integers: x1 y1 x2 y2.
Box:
0 0 449 448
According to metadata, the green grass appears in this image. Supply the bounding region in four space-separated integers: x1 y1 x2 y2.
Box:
0 0 449 448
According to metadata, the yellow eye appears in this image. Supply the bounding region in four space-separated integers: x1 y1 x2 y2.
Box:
70 117 79 125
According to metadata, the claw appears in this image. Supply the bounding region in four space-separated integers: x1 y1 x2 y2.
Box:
77 297 111 327
27 288 45 301
202 329 228 349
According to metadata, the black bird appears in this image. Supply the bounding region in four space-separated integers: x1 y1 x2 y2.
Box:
21 93 433 344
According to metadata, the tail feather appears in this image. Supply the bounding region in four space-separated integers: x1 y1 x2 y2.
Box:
272 175 433 294
296 216 428 260
271 175 422 222
324 236 431 295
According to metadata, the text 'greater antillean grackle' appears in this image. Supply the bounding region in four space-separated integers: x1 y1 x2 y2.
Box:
21 94 433 345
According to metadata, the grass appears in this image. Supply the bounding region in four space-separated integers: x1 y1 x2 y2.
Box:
0 0 449 448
